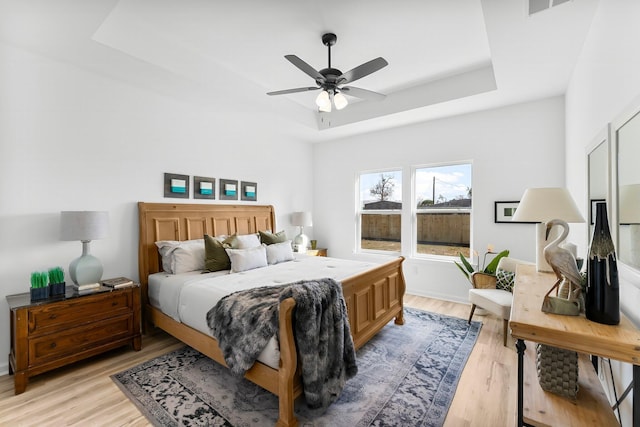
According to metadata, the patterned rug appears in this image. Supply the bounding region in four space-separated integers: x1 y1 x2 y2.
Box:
112 308 481 426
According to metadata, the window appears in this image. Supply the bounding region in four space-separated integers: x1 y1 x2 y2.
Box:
414 163 472 258
358 170 402 253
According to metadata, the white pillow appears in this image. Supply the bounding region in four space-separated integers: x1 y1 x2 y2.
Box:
225 245 268 273
266 240 294 265
155 239 205 274
234 233 261 249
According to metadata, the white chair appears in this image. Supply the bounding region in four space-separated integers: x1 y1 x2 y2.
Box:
467 257 532 346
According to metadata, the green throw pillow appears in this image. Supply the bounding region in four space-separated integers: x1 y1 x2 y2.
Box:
496 268 516 292
259 230 287 245
204 235 233 272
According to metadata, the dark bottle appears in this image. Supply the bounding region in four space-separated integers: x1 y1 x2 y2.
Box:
585 202 620 325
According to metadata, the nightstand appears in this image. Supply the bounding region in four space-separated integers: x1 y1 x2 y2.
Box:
6 284 141 394
307 248 328 257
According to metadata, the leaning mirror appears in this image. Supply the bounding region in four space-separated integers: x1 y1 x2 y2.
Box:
587 128 609 240
614 109 640 271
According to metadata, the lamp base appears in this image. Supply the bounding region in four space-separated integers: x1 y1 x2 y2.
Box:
293 233 309 253
69 254 103 285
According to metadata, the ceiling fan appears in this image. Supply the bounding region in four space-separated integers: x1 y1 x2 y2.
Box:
267 33 388 112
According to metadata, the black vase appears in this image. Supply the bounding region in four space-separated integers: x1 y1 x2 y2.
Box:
585 202 620 325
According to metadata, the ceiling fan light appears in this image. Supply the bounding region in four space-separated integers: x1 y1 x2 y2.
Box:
315 90 331 108
333 91 348 110
319 102 332 113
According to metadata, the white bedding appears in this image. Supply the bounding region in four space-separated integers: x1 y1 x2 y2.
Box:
148 254 378 369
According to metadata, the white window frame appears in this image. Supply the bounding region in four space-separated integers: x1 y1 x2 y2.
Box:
356 169 403 255
411 162 473 260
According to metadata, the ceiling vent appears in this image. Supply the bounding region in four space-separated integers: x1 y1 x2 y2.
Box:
528 0 571 16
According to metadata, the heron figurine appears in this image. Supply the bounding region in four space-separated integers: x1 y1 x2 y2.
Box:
541 219 583 316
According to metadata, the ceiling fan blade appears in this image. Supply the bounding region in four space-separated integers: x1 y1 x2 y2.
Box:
338 57 388 85
267 87 320 96
340 86 386 101
285 55 325 82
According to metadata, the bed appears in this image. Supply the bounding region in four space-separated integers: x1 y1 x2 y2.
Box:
137 202 406 427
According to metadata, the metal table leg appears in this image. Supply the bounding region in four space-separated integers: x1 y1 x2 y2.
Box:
516 339 526 427
634 364 639 427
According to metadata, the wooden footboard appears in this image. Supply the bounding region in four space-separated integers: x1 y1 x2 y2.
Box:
342 256 406 349
137 202 406 426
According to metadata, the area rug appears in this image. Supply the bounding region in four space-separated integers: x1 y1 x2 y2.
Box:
112 308 481 427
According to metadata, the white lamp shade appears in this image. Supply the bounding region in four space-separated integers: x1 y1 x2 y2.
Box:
619 184 640 224
291 211 312 227
60 211 109 241
512 188 585 223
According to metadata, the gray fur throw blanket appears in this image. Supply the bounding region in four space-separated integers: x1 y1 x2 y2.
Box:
206 277 357 409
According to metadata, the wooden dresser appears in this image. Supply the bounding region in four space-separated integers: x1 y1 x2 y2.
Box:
6 285 141 394
510 264 640 426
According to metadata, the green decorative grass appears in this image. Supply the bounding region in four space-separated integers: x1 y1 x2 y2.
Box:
30 271 49 288
48 266 65 284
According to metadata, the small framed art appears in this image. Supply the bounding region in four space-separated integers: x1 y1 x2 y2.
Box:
494 201 534 223
220 179 239 200
241 181 257 201
164 173 189 199
194 176 216 200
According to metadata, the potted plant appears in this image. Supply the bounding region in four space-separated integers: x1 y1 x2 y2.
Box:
48 266 66 297
30 271 50 301
455 248 510 286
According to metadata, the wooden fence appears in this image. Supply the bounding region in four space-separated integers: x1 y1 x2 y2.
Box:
361 212 470 246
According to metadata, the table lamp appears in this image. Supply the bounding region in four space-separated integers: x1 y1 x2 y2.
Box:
60 211 109 285
619 184 640 268
512 188 584 272
291 211 312 253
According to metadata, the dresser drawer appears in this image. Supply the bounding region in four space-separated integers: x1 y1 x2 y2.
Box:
28 315 133 365
29 291 132 335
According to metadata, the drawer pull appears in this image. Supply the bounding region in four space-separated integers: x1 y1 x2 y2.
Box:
49 314 57 319
50 342 56 349
112 302 118 307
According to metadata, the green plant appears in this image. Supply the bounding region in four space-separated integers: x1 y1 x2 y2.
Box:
30 271 49 289
48 266 65 284
454 249 510 283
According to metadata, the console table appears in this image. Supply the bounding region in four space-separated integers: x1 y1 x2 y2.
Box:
510 264 640 427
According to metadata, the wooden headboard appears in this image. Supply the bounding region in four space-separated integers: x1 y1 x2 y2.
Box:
137 202 276 305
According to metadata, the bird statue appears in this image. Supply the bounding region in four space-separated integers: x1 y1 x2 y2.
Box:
541 219 583 316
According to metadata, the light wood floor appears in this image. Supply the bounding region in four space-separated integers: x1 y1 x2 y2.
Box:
0 295 517 426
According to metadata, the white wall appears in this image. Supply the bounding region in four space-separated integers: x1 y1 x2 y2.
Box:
313 96 566 302
0 42 314 375
566 1 640 425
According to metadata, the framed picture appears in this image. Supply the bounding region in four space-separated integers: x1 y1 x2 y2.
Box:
193 176 216 200
219 179 238 200
164 173 189 199
590 199 606 224
241 181 257 201
494 201 534 223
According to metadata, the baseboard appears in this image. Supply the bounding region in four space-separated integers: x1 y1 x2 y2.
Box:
0 361 9 377
406 289 469 305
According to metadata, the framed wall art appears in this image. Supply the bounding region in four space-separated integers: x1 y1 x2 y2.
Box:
241 181 257 201
164 173 189 199
219 179 238 200
194 176 216 200
494 201 534 223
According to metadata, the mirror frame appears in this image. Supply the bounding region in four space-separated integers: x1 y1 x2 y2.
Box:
611 98 640 288
585 124 611 245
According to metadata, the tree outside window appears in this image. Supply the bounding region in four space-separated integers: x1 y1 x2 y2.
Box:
358 171 402 253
